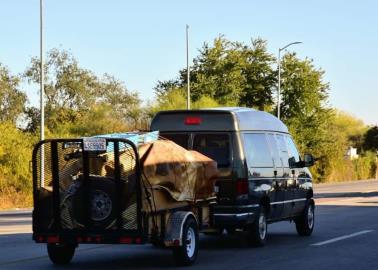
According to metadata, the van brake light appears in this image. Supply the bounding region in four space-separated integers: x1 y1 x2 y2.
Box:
184 117 202 125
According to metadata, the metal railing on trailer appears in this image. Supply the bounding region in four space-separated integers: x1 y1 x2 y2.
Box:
32 137 145 245
32 131 206 266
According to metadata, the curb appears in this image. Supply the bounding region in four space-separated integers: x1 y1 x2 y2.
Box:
0 209 32 217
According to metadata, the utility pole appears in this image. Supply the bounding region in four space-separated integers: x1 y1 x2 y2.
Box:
277 41 302 120
40 0 45 187
186 24 190 110
376 151 378 179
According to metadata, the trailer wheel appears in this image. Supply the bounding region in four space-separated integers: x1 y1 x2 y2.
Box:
47 243 75 265
172 217 199 266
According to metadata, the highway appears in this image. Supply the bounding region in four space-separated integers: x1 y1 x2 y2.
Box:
1 180 377 270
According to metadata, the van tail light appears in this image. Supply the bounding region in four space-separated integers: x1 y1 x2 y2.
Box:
236 179 249 195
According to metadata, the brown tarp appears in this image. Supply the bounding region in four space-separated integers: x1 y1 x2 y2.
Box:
58 139 218 204
138 140 218 202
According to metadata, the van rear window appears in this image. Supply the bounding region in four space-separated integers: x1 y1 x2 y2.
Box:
161 134 189 149
193 134 230 168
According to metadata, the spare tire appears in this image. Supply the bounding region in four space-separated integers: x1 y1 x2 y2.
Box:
73 176 118 229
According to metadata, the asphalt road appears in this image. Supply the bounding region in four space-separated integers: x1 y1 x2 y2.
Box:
1 180 378 270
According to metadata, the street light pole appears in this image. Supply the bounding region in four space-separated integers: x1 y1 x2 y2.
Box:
277 41 302 120
40 0 45 187
277 48 281 120
186 24 190 110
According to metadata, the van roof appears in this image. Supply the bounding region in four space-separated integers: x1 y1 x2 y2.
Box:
151 107 289 133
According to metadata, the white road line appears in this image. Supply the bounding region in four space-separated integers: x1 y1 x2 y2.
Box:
311 230 375 246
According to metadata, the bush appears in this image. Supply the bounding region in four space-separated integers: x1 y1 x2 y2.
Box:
0 122 36 209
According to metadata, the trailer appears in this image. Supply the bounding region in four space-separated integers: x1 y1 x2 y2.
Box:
32 132 217 266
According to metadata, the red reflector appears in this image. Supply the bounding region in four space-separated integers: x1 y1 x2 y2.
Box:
47 236 59 243
135 237 142 244
95 236 102 243
236 180 249 195
119 237 132 244
184 116 201 125
173 239 180 246
37 236 44 242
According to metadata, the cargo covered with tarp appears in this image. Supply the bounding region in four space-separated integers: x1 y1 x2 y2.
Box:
58 137 218 204
139 139 218 203
48 133 218 230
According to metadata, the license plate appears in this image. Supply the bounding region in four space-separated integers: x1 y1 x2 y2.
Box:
83 138 107 151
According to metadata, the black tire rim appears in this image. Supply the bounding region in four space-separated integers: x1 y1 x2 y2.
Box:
90 190 112 221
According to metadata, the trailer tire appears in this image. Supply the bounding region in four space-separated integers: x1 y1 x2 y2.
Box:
172 217 199 266
47 243 75 265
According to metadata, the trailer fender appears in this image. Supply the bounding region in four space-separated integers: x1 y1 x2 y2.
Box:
164 211 197 247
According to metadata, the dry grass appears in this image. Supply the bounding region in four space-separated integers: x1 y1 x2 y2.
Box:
0 191 32 210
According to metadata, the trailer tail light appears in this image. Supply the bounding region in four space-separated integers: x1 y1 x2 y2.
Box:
184 116 201 125
236 179 249 195
119 237 133 244
36 235 44 242
94 236 102 243
47 236 60 243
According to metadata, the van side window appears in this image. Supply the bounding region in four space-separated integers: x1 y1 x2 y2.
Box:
161 133 190 149
266 134 281 168
243 133 273 168
276 134 289 167
286 136 301 162
193 134 230 168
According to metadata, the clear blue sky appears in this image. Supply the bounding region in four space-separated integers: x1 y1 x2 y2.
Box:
1 0 377 125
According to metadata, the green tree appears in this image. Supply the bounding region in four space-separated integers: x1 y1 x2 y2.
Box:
363 126 378 151
239 38 276 110
279 53 333 181
332 110 367 149
155 36 275 109
0 64 27 123
24 49 141 135
150 87 220 115
0 121 35 205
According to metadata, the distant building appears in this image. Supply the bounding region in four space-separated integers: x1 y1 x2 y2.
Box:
345 146 359 160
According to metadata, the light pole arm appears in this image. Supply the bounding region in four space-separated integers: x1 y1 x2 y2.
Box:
279 41 302 52
277 41 302 120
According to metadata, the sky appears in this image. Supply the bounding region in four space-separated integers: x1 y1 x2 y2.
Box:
0 0 377 125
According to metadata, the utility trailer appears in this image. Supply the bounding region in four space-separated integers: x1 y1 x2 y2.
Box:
32 133 217 266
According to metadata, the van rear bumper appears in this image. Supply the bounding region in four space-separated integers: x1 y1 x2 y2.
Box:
213 204 259 227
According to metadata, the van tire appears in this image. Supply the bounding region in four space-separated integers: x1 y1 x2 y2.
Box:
295 200 315 236
246 207 267 247
47 243 75 265
172 217 199 266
